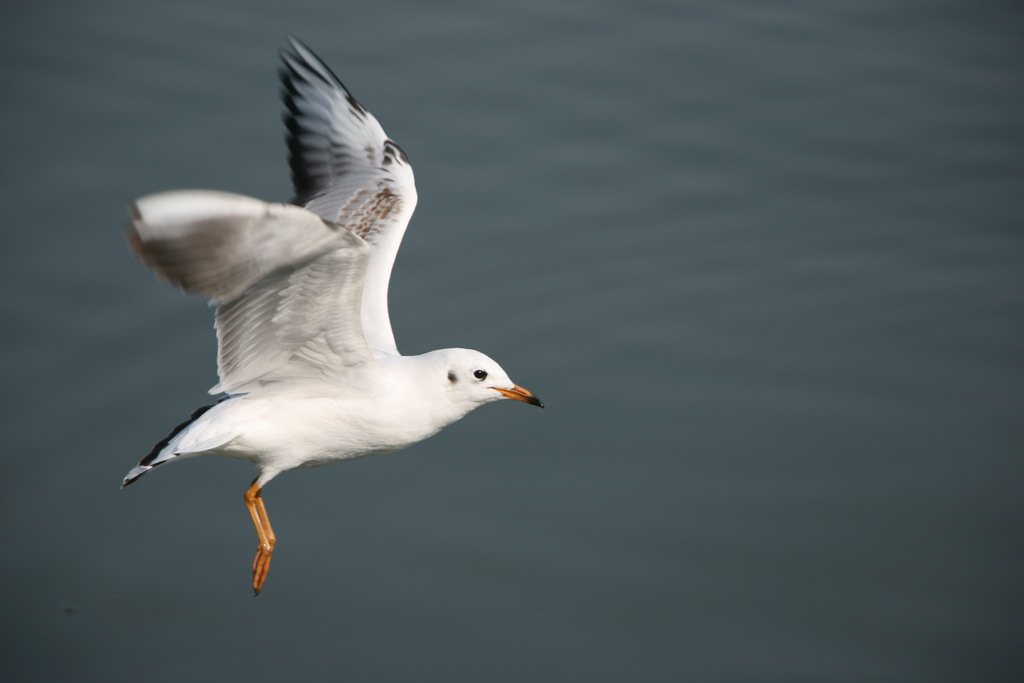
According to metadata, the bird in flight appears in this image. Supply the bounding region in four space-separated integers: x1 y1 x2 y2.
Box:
122 38 543 595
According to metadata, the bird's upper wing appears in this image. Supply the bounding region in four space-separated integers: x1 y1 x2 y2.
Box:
128 190 378 395
280 37 417 357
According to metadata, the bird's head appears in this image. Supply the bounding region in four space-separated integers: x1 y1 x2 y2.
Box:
433 348 543 410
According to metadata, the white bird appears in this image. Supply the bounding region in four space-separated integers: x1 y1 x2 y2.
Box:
122 38 543 594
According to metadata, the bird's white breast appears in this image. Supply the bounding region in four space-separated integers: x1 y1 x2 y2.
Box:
201 362 465 473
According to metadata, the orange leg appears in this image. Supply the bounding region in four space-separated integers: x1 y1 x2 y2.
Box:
244 479 277 595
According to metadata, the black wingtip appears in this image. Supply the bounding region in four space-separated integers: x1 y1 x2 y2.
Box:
284 34 306 53
278 36 367 116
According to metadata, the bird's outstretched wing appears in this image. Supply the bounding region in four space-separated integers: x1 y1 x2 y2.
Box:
281 37 417 357
127 190 377 395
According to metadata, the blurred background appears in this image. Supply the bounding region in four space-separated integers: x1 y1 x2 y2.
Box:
2 1 1022 681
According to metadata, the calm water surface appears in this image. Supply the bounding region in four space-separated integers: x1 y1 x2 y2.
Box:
2 1 1022 681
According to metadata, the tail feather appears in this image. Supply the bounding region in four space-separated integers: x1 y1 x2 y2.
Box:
121 462 163 488
121 403 217 488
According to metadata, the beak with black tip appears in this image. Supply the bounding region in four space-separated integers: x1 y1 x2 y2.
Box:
493 384 544 408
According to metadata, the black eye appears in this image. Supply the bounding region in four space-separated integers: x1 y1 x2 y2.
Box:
473 369 487 381
447 371 457 383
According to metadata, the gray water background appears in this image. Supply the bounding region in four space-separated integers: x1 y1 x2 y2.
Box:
2 1 1022 681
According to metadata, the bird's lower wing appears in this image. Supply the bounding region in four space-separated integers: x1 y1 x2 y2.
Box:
128 190 378 394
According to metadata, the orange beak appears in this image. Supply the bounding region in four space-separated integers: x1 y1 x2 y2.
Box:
493 384 544 408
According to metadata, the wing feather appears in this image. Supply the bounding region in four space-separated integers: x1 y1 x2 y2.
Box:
128 190 376 395
280 38 417 356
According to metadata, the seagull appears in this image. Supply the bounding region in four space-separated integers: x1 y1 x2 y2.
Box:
121 38 543 595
